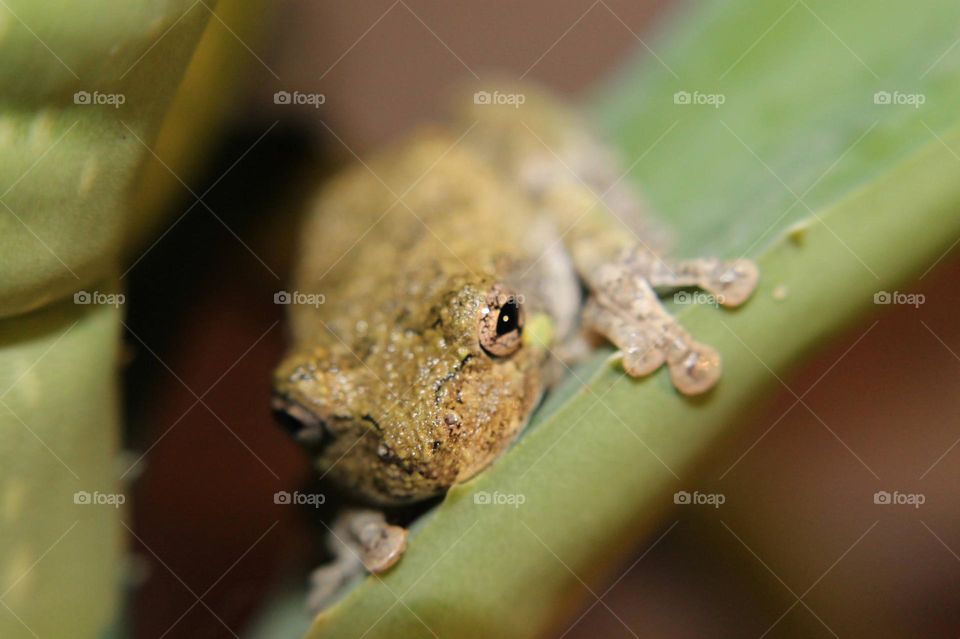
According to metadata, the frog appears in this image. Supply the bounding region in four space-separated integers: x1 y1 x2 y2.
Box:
271 83 758 612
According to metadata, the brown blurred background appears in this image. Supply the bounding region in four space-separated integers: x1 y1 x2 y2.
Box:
122 1 960 637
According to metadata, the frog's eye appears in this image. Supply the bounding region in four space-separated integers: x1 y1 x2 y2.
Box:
479 287 524 357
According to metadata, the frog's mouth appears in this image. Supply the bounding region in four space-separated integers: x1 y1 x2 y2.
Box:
271 394 326 446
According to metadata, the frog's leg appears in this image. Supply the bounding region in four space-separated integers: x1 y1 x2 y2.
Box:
581 259 726 395
613 246 758 307
540 180 757 395
306 509 408 613
520 193 756 394
544 198 756 394
306 555 359 613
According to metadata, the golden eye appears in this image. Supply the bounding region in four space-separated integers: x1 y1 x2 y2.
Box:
479 286 524 357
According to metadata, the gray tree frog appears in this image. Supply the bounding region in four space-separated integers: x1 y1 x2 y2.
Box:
272 84 757 611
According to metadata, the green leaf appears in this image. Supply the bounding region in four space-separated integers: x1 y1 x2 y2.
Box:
302 0 960 637
0 2 252 637
0 287 124 639
0 0 213 317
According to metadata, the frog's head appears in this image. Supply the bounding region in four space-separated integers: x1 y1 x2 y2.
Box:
272 273 550 503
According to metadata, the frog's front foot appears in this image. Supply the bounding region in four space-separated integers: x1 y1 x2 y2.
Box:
307 509 408 614
583 249 758 395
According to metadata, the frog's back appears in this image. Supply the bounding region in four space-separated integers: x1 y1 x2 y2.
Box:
292 129 538 315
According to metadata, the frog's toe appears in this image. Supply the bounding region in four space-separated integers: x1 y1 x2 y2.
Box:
703 258 758 307
354 517 408 573
621 341 666 377
666 340 721 395
332 508 409 573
